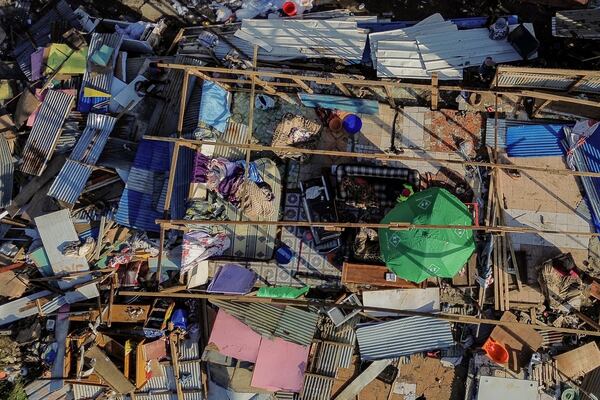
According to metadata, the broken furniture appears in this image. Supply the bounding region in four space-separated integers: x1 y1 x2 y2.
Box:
335 164 421 209
300 176 341 246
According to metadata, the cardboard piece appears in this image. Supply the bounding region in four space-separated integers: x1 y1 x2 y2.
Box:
208 310 262 363
251 337 309 393
490 311 543 371
0 270 28 298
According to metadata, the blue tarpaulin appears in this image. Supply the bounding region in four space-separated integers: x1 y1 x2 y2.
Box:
298 93 379 114
199 80 231 133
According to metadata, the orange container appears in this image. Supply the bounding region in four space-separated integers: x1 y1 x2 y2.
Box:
483 338 509 364
328 115 343 132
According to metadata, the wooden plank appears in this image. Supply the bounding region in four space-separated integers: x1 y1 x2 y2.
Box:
431 72 439 110
86 345 135 394
490 311 543 372
334 359 393 400
342 262 422 288
170 333 184 400
177 71 190 136
119 290 600 337
163 142 180 213
335 82 352 97
555 342 600 379
293 78 314 94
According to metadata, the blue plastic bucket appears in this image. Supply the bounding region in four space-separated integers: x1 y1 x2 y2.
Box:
275 245 294 265
343 114 362 134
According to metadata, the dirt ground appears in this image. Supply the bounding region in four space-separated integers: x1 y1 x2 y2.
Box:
332 355 469 400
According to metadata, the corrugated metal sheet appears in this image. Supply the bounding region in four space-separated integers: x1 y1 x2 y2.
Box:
234 19 368 63
211 300 317 346
485 118 507 149
13 0 81 80
72 384 124 400
20 90 75 176
275 306 319 347
0 135 14 208
356 316 454 361
81 33 123 98
47 160 94 205
301 374 334 400
180 339 201 361
115 140 171 232
371 14 533 80
70 113 117 164
147 55 204 136
506 124 566 157
581 366 600 400
495 67 600 95
48 113 116 205
569 127 600 232
135 394 203 400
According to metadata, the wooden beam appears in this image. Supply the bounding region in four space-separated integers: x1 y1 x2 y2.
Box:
519 90 600 109
156 218 600 237
384 85 396 108
431 72 439 110
144 135 600 178
334 82 352 97
242 46 259 219
169 333 184 400
163 142 180 213
532 99 552 118
117 290 600 337
293 78 314 94
177 71 190 137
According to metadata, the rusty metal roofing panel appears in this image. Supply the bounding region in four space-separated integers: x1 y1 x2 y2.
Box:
0 135 14 208
356 316 454 361
47 160 94 205
81 33 123 97
70 113 117 164
274 306 319 346
20 90 75 176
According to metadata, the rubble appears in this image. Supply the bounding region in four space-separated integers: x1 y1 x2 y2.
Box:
0 0 600 399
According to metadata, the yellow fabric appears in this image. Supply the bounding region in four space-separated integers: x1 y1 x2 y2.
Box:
83 87 110 98
0 81 13 100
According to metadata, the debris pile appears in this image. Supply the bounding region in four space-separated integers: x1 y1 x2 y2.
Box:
0 0 599 399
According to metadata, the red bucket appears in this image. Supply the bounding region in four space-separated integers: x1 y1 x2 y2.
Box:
483 338 509 364
282 1 297 16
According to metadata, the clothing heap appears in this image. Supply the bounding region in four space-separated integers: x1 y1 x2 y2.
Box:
192 152 275 219
181 228 231 275
271 113 322 162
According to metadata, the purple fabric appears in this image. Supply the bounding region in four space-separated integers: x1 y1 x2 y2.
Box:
207 264 257 294
30 49 45 81
218 166 244 202
192 152 210 183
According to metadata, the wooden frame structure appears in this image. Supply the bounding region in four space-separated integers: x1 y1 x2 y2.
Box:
140 58 600 330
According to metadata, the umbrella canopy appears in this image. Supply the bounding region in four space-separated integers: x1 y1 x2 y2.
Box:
379 187 475 283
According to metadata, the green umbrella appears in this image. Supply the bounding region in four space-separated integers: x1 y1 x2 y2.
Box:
379 187 475 283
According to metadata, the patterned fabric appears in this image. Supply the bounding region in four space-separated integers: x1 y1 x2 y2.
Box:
271 113 322 162
335 164 421 207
